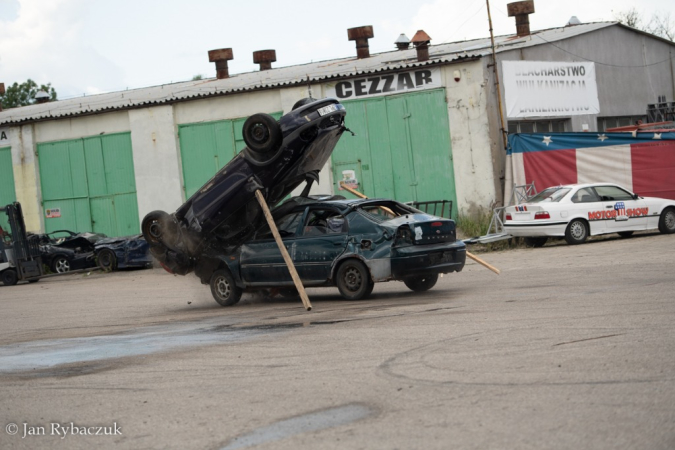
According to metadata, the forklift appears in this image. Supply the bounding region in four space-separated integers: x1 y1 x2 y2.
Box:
0 202 43 286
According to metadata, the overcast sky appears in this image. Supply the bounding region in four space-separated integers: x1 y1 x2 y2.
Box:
1 0 673 100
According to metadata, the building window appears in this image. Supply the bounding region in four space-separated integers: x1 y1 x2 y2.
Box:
597 115 647 131
507 119 568 134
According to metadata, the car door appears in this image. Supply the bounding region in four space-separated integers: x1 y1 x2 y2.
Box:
594 185 647 232
292 208 349 282
240 209 305 284
570 187 606 235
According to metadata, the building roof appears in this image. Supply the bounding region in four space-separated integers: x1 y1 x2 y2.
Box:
0 22 618 126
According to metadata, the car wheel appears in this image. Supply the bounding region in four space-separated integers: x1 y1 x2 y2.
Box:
524 237 548 248
2 269 18 286
141 210 177 247
336 259 374 300
97 249 117 272
658 207 675 234
618 231 634 238
564 219 589 245
243 113 282 156
52 256 71 273
403 273 439 292
210 269 242 307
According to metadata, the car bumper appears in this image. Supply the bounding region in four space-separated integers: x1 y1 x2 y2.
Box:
391 242 466 279
504 221 568 237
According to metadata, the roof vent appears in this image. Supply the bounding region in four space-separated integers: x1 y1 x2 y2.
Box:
566 16 581 26
253 50 276 71
348 26 374 59
394 33 410 50
507 1 535 37
208 48 234 79
411 30 432 62
35 90 50 104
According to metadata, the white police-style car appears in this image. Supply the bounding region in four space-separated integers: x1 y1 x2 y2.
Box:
503 183 675 246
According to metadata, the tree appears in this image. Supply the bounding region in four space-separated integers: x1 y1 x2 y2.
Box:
614 8 674 41
0 79 58 109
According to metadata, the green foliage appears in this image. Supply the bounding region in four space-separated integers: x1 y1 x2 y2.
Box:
0 79 58 109
192 74 204 81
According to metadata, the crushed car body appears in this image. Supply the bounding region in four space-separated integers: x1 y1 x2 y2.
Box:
94 235 153 271
142 97 348 276
202 196 466 305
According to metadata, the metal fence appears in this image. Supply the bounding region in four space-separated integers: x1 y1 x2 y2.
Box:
407 200 453 219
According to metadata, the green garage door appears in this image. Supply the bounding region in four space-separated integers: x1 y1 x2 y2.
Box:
179 112 282 198
37 133 140 237
332 89 457 218
0 146 16 231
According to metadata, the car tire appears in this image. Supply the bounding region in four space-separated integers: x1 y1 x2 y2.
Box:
52 255 71 273
210 269 242 307
2 269 18 286
524 237 548 248
243 113 282 156
336 259 374 300
141 210 176 247
403 274 439 292
658 207 675 234
618 231 634 238
565 219 589 245
97 249 117 272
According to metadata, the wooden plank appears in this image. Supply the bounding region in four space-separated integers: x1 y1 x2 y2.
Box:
254 190 312 311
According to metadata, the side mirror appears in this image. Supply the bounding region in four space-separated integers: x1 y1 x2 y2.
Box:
632 193 639 200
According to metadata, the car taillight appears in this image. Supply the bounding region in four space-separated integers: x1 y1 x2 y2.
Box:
431 222 443 227
535 211 550 219
505 213 512 220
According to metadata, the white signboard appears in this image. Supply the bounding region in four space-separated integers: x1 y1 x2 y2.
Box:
326 67 442 101
502 61 600 118
45 208 61 218
0 127 10 146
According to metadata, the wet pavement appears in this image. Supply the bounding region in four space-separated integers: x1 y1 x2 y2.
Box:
0 231 674 449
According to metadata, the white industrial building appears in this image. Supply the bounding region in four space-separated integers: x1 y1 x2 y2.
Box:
1 2 674 236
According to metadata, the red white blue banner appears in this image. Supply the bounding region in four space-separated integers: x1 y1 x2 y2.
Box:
508 131 675 200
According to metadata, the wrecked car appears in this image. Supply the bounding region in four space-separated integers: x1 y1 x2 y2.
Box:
95 235 153 271
142 97 348 276
202 196 467 306
33 230 105 273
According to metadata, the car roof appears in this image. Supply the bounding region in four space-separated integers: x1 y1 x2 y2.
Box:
539 182 629 190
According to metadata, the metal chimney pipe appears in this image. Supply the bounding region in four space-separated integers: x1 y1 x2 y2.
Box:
411 30 432 62
253 50 277 71
208 48 234 79
507 1 535 37
394 33 410 51
347 26 374 59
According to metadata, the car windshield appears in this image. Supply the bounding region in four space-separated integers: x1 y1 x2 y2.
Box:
526 187 571 203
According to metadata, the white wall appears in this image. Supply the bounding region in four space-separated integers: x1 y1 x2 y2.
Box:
443 61 499 216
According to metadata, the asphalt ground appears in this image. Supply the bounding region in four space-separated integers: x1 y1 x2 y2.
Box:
0 231 674 449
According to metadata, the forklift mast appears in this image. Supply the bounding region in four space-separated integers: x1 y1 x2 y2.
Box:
0 202 43 280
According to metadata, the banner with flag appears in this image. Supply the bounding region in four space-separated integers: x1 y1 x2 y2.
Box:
507 131 675 200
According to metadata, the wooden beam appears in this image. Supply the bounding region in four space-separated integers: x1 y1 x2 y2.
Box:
254 190 312 311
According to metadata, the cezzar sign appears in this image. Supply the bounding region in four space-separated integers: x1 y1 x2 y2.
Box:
326 68 442 100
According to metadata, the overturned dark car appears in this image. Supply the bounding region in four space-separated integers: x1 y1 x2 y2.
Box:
205 196 467 306
142 97 348 276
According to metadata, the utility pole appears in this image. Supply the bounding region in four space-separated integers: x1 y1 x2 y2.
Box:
486 0 508 151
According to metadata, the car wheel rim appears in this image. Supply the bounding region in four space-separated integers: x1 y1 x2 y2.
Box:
571 222 585 240
250 123 269 144
215 276 231 300
666 211 675 230
344 267 362 292
100 252 111 267
56 259 70 273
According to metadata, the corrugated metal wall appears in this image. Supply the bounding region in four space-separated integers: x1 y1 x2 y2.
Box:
178 113 282 198
332 89 457 217
0 146 17 231
37 133 140 236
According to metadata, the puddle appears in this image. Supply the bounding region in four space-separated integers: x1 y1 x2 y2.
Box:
221 403 373 450
0 320 287 373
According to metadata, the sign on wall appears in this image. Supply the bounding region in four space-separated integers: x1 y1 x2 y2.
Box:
325 67 442 101
0 127 10 146
502 61 600 118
